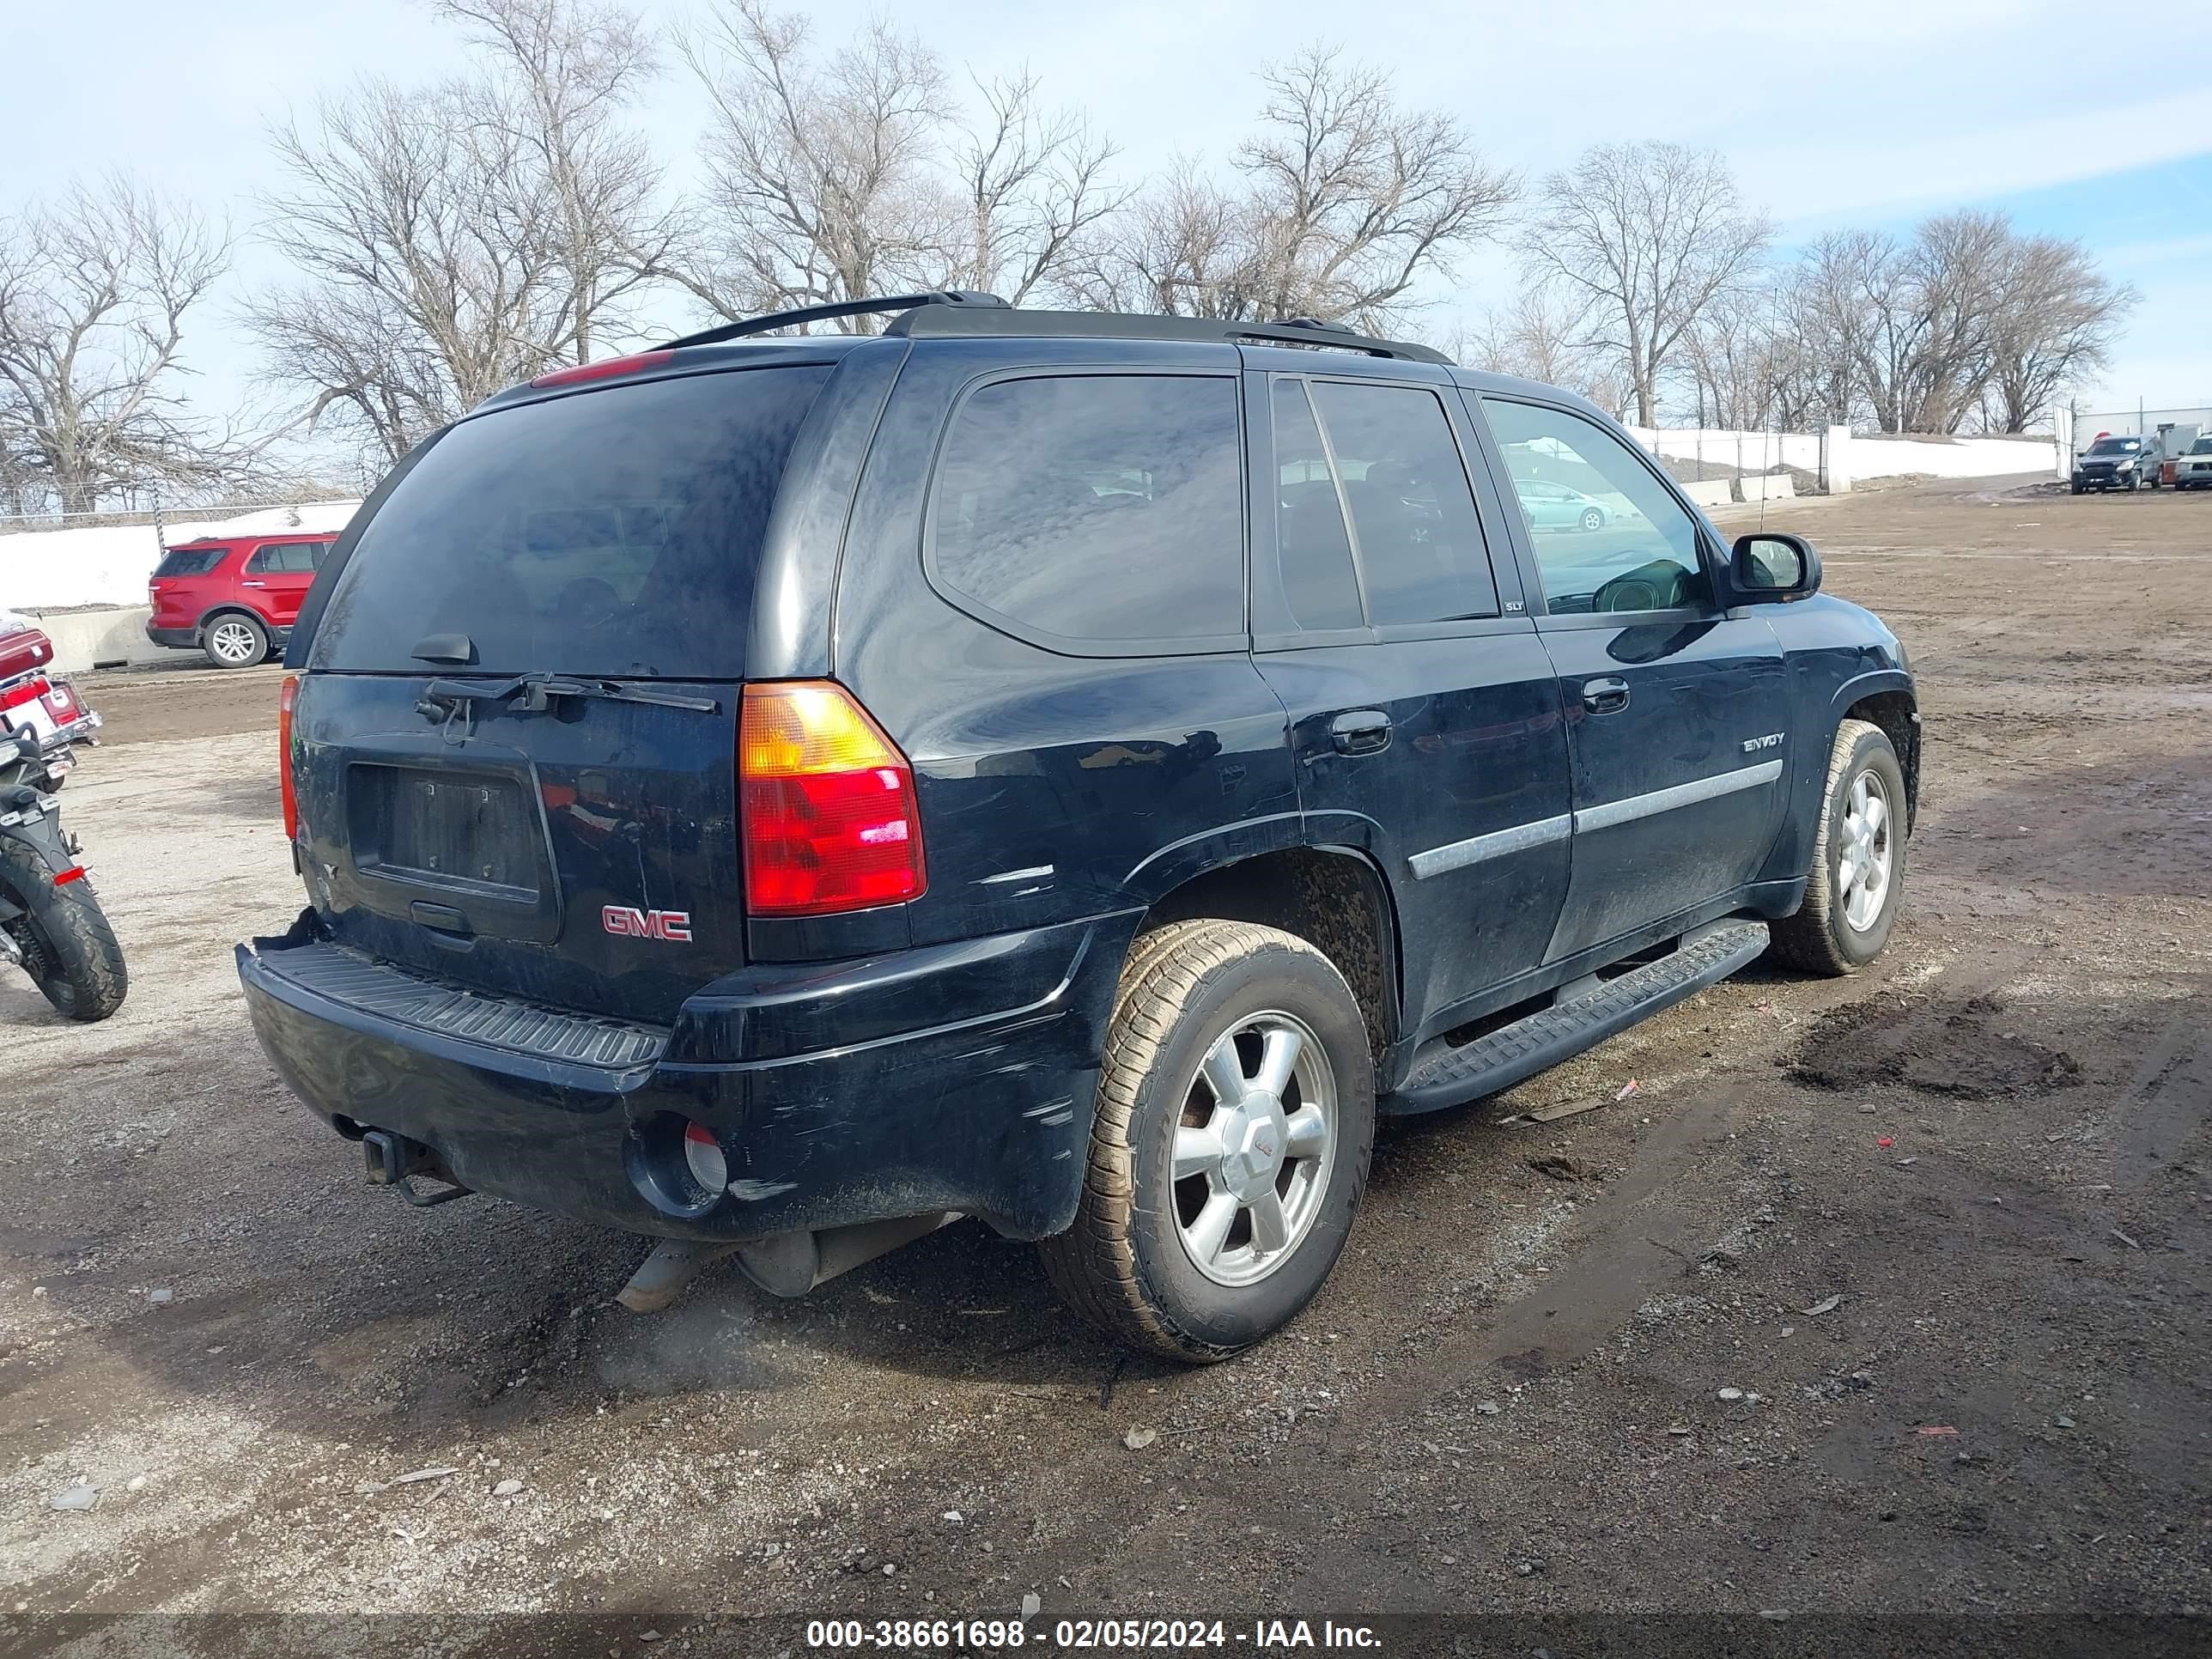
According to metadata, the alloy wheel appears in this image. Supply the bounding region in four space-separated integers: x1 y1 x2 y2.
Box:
1170 1011 1337 1287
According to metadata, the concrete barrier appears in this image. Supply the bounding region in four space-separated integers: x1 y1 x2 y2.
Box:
1739 473 1796 503
1680 479 1735 509
27 607 174 674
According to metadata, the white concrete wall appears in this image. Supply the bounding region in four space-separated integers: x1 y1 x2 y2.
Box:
1632 425 2060 489
28 607 170 673
1847 434 2059 481
0 501 361 611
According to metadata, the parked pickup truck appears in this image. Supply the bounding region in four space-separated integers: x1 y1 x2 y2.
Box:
238 294 1918 1361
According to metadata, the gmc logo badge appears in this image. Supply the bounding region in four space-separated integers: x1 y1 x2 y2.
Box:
603 905 693 943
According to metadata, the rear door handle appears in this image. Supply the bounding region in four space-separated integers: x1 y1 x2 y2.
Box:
1329 710 1393 756
1581 677 1631 714
240 580 267 588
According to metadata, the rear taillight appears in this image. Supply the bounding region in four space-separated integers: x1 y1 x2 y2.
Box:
739 681 924 917
279 674 299 840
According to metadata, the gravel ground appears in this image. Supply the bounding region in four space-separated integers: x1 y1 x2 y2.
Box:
3 478 2208 1654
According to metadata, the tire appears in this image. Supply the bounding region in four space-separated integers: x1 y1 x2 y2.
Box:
1580 507 1605 532
1770 718 1906 976
202 613 269 669
1038 919 1376 1363
2128 471 2142 493
0 842 127 1021
2071 482 2084 495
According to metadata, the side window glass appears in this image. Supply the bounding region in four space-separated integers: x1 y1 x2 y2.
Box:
281 545 318 574
1269 380 1364 632
1481 399 1710 614
1307 381 1498 625
929 374 1244 648
245 546 276 575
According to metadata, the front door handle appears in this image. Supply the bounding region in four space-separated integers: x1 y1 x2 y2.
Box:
1582 677 1631 714
1329 710 1393 756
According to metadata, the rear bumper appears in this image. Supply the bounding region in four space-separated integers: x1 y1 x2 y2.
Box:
144 624 198 648
238 910 1137 1241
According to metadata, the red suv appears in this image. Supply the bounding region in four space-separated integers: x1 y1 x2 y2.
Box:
145 535 337 668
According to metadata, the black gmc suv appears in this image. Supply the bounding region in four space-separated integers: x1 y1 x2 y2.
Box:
240 293 1918 1361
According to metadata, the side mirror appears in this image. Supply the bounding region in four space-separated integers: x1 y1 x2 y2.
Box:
1730 532 1821 602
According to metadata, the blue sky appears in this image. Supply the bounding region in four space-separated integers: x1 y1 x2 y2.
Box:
5 0 2209 428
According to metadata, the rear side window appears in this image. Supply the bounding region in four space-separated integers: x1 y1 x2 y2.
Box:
155 547 227 578
247 543 321 574
927 374 1245 651
1306 381 1498 626
312 368 830 678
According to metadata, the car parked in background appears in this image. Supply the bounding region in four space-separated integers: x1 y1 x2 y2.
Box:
2172 434 2212 491
145 534 339 667
2072 434 2154 492
1512 477 1614 532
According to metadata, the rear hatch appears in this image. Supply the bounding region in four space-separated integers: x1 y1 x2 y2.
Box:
148 543 229 626
292 364 833 1024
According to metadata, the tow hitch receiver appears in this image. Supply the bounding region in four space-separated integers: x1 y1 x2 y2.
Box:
362 1129 474 1208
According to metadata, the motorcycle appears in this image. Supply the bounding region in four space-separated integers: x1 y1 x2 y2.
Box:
0 614 125 1021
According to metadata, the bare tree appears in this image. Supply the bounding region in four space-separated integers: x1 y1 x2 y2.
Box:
0 178 236 514
1468 287 1630 416
1519 142 1771 427
1078 46 1512 328
250 0 676 465
945 71 1126 304
249 79 563 463
1980 232 2132 433
435 0 683 362
677 3 956 322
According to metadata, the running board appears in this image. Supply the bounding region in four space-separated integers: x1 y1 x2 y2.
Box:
1382 920 1771 1116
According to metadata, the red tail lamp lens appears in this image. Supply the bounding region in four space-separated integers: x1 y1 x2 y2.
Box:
279 674 300 840
738 682 924 917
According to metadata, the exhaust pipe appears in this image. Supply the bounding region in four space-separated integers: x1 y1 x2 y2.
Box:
735 1212 960 1297
615 1212 958 1312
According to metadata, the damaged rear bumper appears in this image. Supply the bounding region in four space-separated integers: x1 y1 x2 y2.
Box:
237 910 1135 1242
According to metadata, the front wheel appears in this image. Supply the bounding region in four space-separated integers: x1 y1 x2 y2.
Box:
0 842 126 1020
1771 719 1906 975
1038 919 1376 1362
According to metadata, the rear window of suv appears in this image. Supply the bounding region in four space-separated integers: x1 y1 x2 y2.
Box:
154 547 228 578
310 367 830 678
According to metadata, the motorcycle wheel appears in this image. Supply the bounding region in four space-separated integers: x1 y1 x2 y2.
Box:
1 842 126 1021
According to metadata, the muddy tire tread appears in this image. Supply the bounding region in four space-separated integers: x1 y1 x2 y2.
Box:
1771 717 1893 976
1037 919 1370 1363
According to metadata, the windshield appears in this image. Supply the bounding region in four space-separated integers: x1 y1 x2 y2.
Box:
2087 438 2141 454
2191 438 2212 456
310 367 830 678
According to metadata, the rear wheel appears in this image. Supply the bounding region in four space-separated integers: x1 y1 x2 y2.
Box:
1579 507 1605 532
203 613 269 669
0 842 126 1021
1771 719 1906 975
1038 920 1376 1362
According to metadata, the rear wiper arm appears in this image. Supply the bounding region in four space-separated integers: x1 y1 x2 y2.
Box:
417 674 720 727
522 676 720 714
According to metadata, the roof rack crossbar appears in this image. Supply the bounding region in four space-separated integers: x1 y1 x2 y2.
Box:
659 291 1006 350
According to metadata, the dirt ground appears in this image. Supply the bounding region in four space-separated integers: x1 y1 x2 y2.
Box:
3 477 2208 1655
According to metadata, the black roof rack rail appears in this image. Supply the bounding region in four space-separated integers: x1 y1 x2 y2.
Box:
884 304 1452 365
659 291 1007 350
